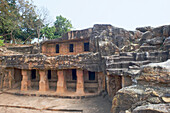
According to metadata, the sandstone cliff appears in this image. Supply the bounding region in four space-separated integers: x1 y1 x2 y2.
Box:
111 60 170 113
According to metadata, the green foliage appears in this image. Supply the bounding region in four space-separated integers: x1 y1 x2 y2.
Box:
0 1 73 43
0 0 44 43
41 25 56 39
0 36 4 46
54 15 73 38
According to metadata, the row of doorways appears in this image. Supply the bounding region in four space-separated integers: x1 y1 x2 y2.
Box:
31 69 95 81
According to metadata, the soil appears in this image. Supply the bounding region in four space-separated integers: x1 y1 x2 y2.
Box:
0 93 111 113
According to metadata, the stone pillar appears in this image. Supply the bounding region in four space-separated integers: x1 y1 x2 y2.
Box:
76 69 85 94
122 76 132 87
8 68 14 88
98 72 105 93
21 70 31 91
56 70 67 93
3 72 9 88
39 70 49 91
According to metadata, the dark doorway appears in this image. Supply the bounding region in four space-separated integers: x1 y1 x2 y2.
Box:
48 70 51 79
31 69 36 79
84 42 89 51
69 44 74 52
72 69 77 80
56 44 59 53
14 68 22 82
89 71 95 80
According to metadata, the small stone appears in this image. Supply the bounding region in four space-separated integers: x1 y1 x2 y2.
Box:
151 91 160 97
125 110 131 113
162 97 170 103
147 97 161 104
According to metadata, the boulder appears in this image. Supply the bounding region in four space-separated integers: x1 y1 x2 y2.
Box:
138 60 170 85
111 85 170 113
140 31 153 45
132 104 170 113
136 26 152 33
146 37 164 45
163 25 170 37
152 26 164 37
162 97 170 103
163 37 170 46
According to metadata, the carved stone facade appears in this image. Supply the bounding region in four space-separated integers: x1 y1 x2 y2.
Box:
0 24 169 112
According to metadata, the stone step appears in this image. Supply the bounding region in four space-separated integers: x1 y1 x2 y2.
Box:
130 60 151 66
139 46 157 52
106 68 128 75
105 56 134 63
106 62 130 68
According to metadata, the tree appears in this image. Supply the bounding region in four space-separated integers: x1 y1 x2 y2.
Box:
17 0 39 43
0 36 4 46
0 0 45 43
41 25 56 39
35 7 50 42
0 0 19 43
54 15 73 38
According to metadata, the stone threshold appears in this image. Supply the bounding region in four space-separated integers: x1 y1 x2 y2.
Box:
2 89 103 99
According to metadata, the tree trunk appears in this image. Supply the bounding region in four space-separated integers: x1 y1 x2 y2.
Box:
10 31 15 44
37 28 40 43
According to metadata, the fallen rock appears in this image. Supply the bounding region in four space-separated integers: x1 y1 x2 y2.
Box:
162 97 170 103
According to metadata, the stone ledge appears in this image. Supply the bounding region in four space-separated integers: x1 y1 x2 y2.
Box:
2 89 104 99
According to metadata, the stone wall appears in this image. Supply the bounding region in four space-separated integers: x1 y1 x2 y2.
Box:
0 52 103 72
0 24 170 112
7 46 33 54
7 44 40 54
42 39 90 56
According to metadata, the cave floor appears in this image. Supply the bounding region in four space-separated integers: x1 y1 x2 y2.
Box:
0 93 111 113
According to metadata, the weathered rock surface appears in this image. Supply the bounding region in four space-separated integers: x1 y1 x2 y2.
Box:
146 37 164 45
0 47 22 56
111 85 170 113
0 24 170 113
132 104 170 113
136 26 152 33
111 60 170 113
0 52 103 72
137 60 170 86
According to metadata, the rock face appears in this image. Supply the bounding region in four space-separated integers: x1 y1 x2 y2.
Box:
0 52 102 72
137 60 170 86
133 104 170 113
111 60 170 113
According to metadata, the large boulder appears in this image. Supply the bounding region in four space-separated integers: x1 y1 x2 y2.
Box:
152 26 164 37
140 31 153 45
111 85 170 113
146 37 164 45
132 104 170 113
111 60 170 113
163 25 170 37
137 60 170 86
136 26 152 33
90 24 132 55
